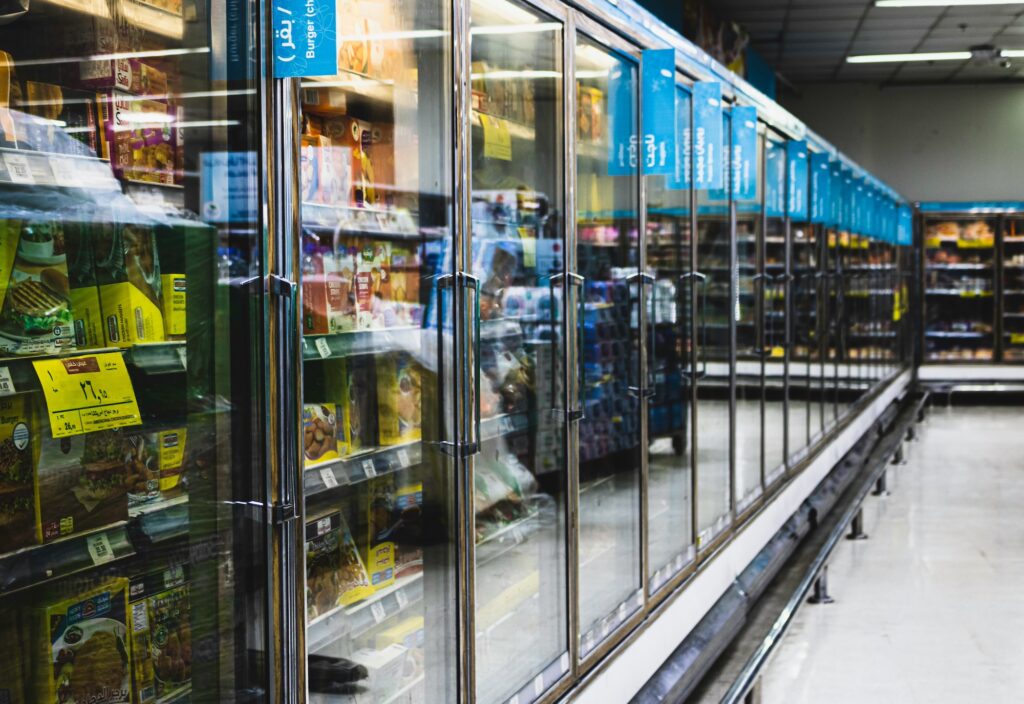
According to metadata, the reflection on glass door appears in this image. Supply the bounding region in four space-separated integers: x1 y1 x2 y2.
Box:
1002 217 1024 361
763 136 786 486
574 32 643 657
825 228 841 425
0 0 270 699
735 130 763 515
296 1 458 701
788 220 818 462
467 0 569 700
694 113 731 548
645 97 693 592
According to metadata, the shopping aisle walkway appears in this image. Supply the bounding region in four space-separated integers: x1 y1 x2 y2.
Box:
760 406 1024 703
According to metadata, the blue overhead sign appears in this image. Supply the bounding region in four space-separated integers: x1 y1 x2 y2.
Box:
607 55 638 176
272 0 337 77
693 81 723 190
786 140 808 220
731 105 757 201
641 49 676 176
667 85 691 190
810 152 830 224
765 141 785 217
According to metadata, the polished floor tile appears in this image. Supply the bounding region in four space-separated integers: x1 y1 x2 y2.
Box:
760 405 1024 704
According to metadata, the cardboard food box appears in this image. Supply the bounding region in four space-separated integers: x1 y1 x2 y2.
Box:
79 59 168 96
93 220 165 347
386 244 421 326
320 116 376 207
159 272 186 339
0 606 27 702
324 356 376 455
336 0 411 82
124 427 186 508
577 86 604 142
355 241 390 329
301 234 357 335
393 482 422 578
347 644 407 701
305 511 374 620
129 566 191 704
376 353 420 445
22 83 98 155
65 221 105 351
303 403 342 467
0 394 36 555
97 91 176 186
365 479 396 589
34 578 132 703
34 425 128 544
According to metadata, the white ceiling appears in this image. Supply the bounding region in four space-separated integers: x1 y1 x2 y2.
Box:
713 0 1024 83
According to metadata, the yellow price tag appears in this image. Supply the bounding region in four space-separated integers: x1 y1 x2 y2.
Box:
33 353 142 438
770 346 784 358
957 238 993 249
1011 333 1024 345
892 290 901 322
924 237 942 249
481 114 511 161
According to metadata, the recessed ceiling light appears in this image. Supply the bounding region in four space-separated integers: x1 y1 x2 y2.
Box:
846 51 971 63
876 0 1024 6
1001 49 1024 57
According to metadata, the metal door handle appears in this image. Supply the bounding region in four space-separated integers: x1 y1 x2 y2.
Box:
627 272 656 398
436 273 456 456
458 272 481 455
568 273 586 421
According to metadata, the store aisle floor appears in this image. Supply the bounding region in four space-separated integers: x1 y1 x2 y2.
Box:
760 405 1024 704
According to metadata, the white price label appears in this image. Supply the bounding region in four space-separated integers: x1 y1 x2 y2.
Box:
315 517 331 536
617 602 627 621
601 620 611 637
315 337 331 358
533 674 545 697
370 601 386 624
86 531 114 566
319 468 338 489
362 459 377 478
0 366 15 396
131 601 149 633
560 653 570 673
511 526 524 544
175 346 187 370
395 589 409 610
4 153 34 184
397 449 411 468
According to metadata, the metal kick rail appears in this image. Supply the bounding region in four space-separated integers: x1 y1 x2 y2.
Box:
719 390 930 704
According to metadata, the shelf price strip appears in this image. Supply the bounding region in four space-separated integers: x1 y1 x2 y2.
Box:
33 353 143 437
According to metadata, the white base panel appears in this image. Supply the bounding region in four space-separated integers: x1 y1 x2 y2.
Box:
918 364 1024 381
570 369 911 704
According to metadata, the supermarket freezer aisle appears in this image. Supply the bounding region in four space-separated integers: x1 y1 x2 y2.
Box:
761 406 1024 703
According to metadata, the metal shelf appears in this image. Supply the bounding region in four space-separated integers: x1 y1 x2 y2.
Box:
304 442 422 498
303 327 422 361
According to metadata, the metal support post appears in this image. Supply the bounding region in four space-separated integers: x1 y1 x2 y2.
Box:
743 678 762 704
892 443 905 465
906 423 916 442
846 507 868 540
808 566 834 604
873 470 888 496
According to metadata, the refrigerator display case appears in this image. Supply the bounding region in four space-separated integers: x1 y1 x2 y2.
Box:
0 0 273 700
0 0 916 699
1002 215 1024 361
921 215 996 362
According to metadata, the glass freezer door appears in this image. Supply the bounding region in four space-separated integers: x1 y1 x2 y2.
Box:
0 0 272 699
467 0 570 700
763 134 787 487
573 31 644 659
295 3 459 701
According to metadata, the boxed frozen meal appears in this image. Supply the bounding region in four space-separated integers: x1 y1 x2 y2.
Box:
319 116 376 207
355 241 390 329
305 511 374 620
365 478 396 589
159 272 186 339
376 353 420 445
577 86 604 142
97 91 176 186
323 356 376 455
336 0 412 82
384 244 421 326
300 133 353 206
347 644 407 701
34 426 128 543
303 403 343 467
79 58 168 95
93 220 165 346
123 427 187 508
65 221 105 351
0 394 36 554
372 616 424 685
128 566 191 704
301 233 357 335
0 606 27 703
393 482 423 578
22 83 98 155
33 578 132 704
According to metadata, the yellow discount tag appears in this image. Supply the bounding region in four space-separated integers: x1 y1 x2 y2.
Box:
1011 333 1024 345
481 114 512 161
770 346 785 358
924 236 942 249
33 353 142 438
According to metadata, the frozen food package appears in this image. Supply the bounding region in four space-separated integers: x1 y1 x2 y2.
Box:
376 353 421 445
393 482 423 578
301 233 356 335
129 566 191 703
34 425 128 543
22 83 98 155
64 221 105 351
345 355 376 453
33 578 132 703
305 511 374 620
79 58 168 95
365 478 397 589
386 244 421 326
303 403 343 467
0 393 36 554
92 219 165 346
0 219 78 355
159 273 186 340
97 91 176 186
355 240 391 329
124 427 187 508
0 606 27 702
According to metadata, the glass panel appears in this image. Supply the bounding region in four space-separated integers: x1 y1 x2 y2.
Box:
574 35 643 656
922 216 995 362
694 114 731 547
467 1 568 700
763 135 786 485
1003 217 1024 361
296 2 458 700
645 109 693 591
825 228 841 424
0 0 269 699
735 130 763 514
788 220 818 462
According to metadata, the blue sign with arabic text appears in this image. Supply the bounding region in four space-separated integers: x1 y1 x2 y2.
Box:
786 140 808 220
641 49 676 176
708 112 730 203
608 56 638 176
731 106 757 201
810 152 830 224
667 86 691 190
765 142 785 217
273 0 337 77
692 81 723 190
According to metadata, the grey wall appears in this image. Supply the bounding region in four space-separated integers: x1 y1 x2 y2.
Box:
781 83 1024 203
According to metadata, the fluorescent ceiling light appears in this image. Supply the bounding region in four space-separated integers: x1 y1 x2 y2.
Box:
876 0 1022 6
847 51 970 63
1001 49 1024 57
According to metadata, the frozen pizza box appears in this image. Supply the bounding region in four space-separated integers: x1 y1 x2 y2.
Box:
0 393 36 555
33 578 132 704
128 566 191 704
305 511 374 621
96 91 176 186
92 219 165 347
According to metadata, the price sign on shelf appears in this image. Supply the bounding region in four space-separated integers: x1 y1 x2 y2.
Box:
33 353 142 438
86 531 115 566
0 366 15 396
370 601 386 624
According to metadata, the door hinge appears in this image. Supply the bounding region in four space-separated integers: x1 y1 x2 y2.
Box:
271 500 298 526
267 273 296 298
